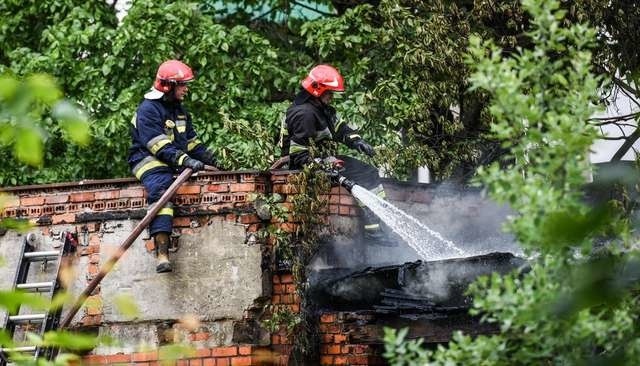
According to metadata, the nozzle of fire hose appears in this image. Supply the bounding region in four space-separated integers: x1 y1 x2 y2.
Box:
337 175 356 192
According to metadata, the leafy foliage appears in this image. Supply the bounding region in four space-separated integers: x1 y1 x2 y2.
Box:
383 0 640 364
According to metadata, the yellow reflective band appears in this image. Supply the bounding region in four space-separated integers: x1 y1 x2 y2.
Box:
290 145 309 154
176 120 186 133
147 135 172 154
157 207 174 216
187 138 203 151
348 134 361 140
177 154 187 166
364 224 380 231
133 156 168 180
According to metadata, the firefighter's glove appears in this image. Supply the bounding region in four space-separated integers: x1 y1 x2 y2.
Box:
183 157 205 172
354 140 375 157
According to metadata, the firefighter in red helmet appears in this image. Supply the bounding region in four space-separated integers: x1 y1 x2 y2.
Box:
280 64 389 244
128 60 222 273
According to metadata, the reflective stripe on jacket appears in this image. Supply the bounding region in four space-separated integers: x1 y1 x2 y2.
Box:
283 90 361 169
128 95 211 179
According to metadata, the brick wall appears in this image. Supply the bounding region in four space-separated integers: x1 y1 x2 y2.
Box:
1 170 374 365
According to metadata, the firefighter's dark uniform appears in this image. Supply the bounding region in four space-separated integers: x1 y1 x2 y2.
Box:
282 89 385 236
128 92 216 236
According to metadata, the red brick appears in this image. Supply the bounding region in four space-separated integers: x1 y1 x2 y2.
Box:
145 240 156 252
45 194 69 204
20 196 45 206
95 190 120 200
273 284 284 294
280 223 297 232
353 345 369 354
349 355 369 364
105 353 131 363
177 360 189 366
279 294 292 304
203 359 216 366
81 314 102 326
120 188 145 198
81 244 100 256
322 334 334 343
338 206 349 216
246 223 261 232
173 217 192 227
326 345 341 355
190 359 203 366
70 192 95 203
329 205 339 214
228 183 255 192
190 332 210 341
334 356 349 365
196 348 211 357
132 351 158 362
237 346 251 356
289 304 300 312
207 184 230 193
177 185 202 195
52 213 75 224
88 263 99 275
349 207 359 216
321 356 334 365
339 195 355 206
82 354 107 364
284 284 296 293
272 275 280 284
211 347 237 357
230 356 252 366
320 314 336 323
271 334 281 345
215 358 230 366
239 214 259 224
333 334 348 343
280 274 293 284
89 233 101 245
89 253 100 264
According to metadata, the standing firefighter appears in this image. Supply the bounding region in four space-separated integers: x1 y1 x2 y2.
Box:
129 60 221 273
281 64 388 243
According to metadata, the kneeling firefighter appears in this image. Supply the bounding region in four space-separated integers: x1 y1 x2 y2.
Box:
128 60 222 273
280 64 388 243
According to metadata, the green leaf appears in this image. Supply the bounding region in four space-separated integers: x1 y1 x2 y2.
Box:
0 290 49 314
42 330 98 351
26 74 62 105
14 126 44 166
53 101 90 145
113 294 140 318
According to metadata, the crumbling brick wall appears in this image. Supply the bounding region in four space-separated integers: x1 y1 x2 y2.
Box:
1 170 376 365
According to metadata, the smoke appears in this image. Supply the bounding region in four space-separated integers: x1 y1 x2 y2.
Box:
390 182 522 258
309 181 522 283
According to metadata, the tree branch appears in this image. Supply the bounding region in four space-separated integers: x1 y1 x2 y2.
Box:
612 127 640 161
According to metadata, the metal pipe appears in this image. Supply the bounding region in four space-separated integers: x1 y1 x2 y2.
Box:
59 168 194 329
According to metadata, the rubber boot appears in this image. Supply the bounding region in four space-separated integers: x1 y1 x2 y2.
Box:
154 232 173 273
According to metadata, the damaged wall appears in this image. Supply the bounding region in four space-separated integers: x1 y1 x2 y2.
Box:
1 171 517 365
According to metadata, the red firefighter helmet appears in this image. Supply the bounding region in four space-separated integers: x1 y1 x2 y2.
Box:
301 64 345 97
153 60 195 93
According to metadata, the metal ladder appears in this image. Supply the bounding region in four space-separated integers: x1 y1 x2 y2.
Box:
0 231 77 365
